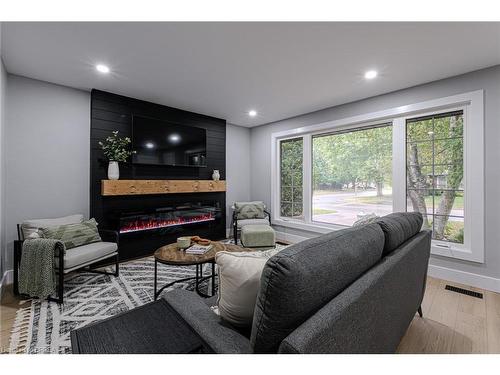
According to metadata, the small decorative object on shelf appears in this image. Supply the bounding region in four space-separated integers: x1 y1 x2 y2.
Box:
212 169 220 181
99 131 135 180
108 161 120 180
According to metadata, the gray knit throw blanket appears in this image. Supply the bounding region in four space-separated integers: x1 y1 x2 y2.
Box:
19 238 65 299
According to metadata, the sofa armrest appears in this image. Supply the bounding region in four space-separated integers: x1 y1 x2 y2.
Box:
98 229 119 245
278 230 432 354
162 289 251 354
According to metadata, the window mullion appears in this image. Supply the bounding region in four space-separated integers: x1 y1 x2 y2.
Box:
392 118 406 212
303 134 312 224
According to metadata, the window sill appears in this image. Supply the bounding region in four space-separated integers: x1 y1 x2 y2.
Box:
431 242 483 263
273 217 483 263
272 217 348 234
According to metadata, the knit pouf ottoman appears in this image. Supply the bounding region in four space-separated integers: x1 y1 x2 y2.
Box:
240 224 276 249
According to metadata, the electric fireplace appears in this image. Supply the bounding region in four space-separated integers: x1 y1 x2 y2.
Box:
119 203 219 234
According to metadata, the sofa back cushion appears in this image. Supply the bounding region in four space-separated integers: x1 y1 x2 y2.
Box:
40 218 102 250
375 212 423 255
250 223 385 353
21 214 84 239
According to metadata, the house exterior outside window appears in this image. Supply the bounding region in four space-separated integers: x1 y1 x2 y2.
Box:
272 91 484 263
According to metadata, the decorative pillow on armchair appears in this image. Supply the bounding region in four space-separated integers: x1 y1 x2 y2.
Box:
234 201 266 220
40 218 102 250
21 214 84 239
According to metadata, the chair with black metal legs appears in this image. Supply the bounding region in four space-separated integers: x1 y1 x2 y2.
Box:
231 201 272 245
13 214 120 304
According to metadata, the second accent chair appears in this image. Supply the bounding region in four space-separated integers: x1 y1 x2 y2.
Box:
231 201 272 245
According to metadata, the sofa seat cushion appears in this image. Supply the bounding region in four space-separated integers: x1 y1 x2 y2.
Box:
250 223 385 353
21 214 84 239
56 241 117 270
163 289 252 354
375 212 423 255
241 225 275 248
236 218 269 229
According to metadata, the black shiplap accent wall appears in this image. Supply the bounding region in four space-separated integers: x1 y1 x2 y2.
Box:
90 89 226 260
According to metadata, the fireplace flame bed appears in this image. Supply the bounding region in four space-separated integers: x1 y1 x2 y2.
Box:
119 206 217 234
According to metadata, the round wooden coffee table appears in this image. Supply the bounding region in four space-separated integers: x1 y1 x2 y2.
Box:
153 241 248 300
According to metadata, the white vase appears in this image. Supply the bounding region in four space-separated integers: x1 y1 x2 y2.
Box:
212 169 220 181
108 161 120 180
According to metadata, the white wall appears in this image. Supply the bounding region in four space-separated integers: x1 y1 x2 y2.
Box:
0 75 252 273
250 65 500 289
0 25 7 280
8 66 496 290
3 75 90 271
225 123 251 231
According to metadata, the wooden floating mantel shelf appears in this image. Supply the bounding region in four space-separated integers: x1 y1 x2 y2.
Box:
101 179 226 196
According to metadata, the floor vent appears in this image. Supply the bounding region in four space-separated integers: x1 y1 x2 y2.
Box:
445 285 483 299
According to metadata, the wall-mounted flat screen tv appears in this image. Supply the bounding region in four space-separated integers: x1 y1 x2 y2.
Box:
132 116 207 167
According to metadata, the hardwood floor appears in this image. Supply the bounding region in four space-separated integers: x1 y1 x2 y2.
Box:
1 276 499 353
397 277 500 353
0 285 31 353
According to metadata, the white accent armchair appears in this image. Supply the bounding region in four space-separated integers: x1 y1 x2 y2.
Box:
14 214 119 303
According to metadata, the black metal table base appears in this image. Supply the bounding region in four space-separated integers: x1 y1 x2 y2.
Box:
154 260 216 300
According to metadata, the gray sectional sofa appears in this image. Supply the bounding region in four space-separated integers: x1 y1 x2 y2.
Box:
163 212 431 353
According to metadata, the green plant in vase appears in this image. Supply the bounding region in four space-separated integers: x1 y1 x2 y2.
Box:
99 131 135 180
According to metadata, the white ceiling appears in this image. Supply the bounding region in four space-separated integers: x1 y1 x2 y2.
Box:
2 22 500 127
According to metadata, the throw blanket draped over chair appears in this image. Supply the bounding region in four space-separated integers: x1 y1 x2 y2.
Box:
19 239 64 299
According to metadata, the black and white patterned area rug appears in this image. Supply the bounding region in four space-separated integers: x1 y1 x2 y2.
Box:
8 242 288 354
8 256 215 354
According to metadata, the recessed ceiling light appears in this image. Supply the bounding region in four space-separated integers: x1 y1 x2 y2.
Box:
96 64 110 74
248 110 257 117
364 70 378 80
169 134 181 143
145 142 155 149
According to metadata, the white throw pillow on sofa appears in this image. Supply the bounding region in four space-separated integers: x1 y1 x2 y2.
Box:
215 248 282 327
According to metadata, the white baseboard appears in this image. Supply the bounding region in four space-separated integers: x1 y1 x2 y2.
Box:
275 229 500 293
428 264 500 293
274 230 309 244
0 269 14 297
1 269 13 286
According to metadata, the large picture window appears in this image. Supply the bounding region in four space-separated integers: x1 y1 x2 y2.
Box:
272 90 484 262
406 111 464 243
312 124 393 226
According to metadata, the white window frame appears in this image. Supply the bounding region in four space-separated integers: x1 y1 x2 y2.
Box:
271 90 484 263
